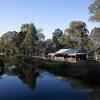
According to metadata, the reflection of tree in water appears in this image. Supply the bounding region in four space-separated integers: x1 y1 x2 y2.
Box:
68 78 100 100
87 89 100 100
0 67 4 76
1 56 39 90
0 59 4 76
0 59 4 67
68 79 84 89
15 66 39 90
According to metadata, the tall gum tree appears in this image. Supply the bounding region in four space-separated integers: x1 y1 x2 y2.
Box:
88 0 100 22
64 21 89 50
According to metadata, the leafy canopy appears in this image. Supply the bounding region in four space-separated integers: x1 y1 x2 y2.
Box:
88 0 100 22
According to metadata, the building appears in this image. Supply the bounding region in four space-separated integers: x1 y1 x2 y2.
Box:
55 48 89 62
55 49 70 61
48 53 55 59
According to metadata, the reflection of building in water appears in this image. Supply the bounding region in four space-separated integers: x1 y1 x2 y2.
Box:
16 67 39 90
54 76 67 80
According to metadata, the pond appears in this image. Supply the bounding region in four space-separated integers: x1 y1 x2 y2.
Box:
0 57 100 100
0 65 99 100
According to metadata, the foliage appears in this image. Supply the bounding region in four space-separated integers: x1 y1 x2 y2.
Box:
0 23 44 56
22 23 38 49
45 39 56 54
90 27 100 49
37 28 45 41
59 34 79 48
64 21 89 50
0 31 15 48
0 20 100 56
88 0 100 22
52 28 63 50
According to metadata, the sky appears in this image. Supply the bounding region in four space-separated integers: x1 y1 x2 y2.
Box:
0 0 99 39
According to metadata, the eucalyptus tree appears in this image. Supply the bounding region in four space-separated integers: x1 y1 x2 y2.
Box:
88 0 100 22
45 39 56 55
65 21 89 50
90 27 100 49
52 28 63 50
59 34 79 48
36 28 45 56
0 31 18 54
21 23 38 55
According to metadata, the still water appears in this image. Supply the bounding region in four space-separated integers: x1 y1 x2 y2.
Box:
0 68 95 100
0 61 99 100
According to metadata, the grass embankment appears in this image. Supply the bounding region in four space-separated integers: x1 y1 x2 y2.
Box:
4 55 100 85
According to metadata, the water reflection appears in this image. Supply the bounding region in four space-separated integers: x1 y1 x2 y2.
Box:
15 67 39 90
0 58 39 90
0 58 100 100
88 90 100 100
54 75 100 100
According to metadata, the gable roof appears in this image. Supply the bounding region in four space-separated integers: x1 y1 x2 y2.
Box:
55 49 70 54
64 49 86 55
55 48 87 55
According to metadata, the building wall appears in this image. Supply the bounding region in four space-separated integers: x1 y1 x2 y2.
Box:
55 54 89 62
55 56 65 61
